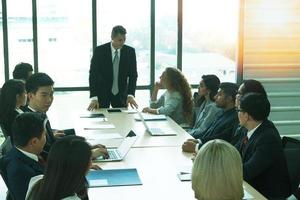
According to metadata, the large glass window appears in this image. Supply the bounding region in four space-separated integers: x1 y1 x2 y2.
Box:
97 0 150 86
7 0 33 78
155 0 177 81
37 0 92 87
0 1 4 85
183 0 239 83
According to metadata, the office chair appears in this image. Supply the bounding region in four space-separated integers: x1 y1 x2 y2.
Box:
0 124 9 139
282 136 300 149
0 137 12 159
282 137 300 196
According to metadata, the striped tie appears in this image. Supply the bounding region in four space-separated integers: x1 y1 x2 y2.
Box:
111 50 119 95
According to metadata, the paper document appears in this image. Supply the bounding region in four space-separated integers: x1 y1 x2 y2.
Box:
122 109 138 114
134 113 167 121
85 133 122 140
84 124 115 130
81 118 108 122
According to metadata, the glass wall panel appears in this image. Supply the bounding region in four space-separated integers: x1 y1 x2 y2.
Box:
0 1 4 85
37 0 92 87
7 0 33 78
183 0 239 83
97 0 150 86
155 0 177 81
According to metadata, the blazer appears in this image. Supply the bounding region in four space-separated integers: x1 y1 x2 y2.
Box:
89 42 138 103
150 91 185 125
193 108 239 145
189 100 222 136
21 106 56 159
235 120 290 198
0 147 44 200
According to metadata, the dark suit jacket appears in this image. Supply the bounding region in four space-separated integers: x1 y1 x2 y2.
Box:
193 108 239 145
21 106 56 159
0 147 44 200
89 42 138 106
235 120 290 198
231 125 248 146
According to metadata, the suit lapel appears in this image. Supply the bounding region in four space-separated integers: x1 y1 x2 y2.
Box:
242 122 265 160
118 46 126 81
13 148 44 173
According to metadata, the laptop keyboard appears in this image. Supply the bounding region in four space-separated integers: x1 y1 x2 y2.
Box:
108 150 119 160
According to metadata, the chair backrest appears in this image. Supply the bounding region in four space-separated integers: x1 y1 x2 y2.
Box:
0 137 12 159
282 136 300 149
0 152 14 200
283 137 300 194
0 124 9 139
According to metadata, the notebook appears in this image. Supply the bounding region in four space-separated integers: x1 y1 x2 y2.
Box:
87 168 142 187
137 111 176 136
94 130 137 162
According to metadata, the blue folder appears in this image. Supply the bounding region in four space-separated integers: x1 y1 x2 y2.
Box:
86 168 142 187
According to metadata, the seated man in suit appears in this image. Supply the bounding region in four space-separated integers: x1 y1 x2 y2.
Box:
24 72 108 160
0 112 46 200
182 82 239 153
236 93 290 198
231 79 268 146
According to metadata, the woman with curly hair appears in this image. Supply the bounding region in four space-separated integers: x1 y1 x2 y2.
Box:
142 67 193 125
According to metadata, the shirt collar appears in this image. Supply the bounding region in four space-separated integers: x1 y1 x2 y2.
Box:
247 123 262 139
111 43 121 53
28 106 37 112
15 108 24 114
16 147 39 162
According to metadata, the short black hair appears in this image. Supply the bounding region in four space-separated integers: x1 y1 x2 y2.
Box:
241 79 267 97
26 72 54 94
219 82 238 102
111 25 127 38
13 62 33 80
240 93 270 121
12 112 47 147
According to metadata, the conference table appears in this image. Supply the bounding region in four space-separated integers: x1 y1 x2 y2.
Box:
74 109 266 200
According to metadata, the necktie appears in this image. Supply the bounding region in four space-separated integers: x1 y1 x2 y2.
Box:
38 155 46 167
111 50 119 95
241 136 249 156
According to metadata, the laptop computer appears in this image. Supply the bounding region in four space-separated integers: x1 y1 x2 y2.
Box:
94 130 137 162
137 111 176 136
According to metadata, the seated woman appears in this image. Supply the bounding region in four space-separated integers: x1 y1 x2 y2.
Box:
0 79 27 139
142 67 193 125
189 75 222 136
192 139 243 200
26 135 92 200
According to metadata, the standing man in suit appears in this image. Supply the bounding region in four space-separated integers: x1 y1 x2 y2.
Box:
0 112 46 200
236 93 290 198
88 25 138 110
